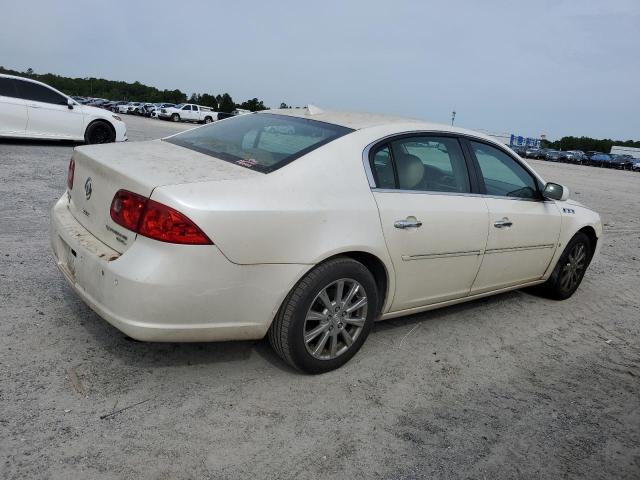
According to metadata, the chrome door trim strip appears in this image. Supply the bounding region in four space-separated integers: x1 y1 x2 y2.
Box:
371 188 554 203
484 244 555 254
401 250 482 261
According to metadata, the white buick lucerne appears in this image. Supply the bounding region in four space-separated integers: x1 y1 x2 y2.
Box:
50 107 601 373
0 74 126 143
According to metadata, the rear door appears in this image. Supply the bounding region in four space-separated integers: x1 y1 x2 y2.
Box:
465 139 561 293
370 135 489 311
15 79 84 140
0 77 28 137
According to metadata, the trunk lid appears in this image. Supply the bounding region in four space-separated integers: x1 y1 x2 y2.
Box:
68 139 259 253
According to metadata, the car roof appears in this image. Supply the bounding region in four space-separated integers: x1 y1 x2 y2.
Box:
262 106 502 144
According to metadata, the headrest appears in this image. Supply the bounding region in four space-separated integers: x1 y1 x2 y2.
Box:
396 153 424 189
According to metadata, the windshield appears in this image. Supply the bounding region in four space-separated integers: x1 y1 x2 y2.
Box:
173 104 184 109
164 113 354 173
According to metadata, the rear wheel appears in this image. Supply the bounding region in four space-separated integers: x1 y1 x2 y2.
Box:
84 121 115 144
538 232 592 300
268 257 378 374
171 113 180 122
204 116 213 124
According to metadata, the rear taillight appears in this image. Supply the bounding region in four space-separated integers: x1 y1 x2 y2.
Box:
67 158 75 190
110 190 147 231
110 189 213 245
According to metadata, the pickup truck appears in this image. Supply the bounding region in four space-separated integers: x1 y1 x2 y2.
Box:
158 104 219 123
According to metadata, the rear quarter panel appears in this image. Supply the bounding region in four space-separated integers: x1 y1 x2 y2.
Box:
150 130 393 269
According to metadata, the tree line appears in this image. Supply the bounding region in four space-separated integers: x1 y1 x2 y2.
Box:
0 66 274 113
541 136 640 152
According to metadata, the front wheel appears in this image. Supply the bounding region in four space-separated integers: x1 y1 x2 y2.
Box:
538 232 592 300
171 113 180 122
268 257 378 374
84 121 115 144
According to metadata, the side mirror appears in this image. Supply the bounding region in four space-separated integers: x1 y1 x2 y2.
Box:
67 98 74 110
543 182 569 201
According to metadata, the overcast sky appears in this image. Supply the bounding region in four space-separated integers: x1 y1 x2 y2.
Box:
1 0 638 139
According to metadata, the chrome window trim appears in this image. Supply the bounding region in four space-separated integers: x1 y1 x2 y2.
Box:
362 130 549 201
371 188 553 204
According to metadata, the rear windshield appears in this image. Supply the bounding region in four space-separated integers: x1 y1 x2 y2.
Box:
164 113 354 173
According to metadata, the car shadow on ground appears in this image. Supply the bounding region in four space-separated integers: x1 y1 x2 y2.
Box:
0 138 83 147
62 284 545 374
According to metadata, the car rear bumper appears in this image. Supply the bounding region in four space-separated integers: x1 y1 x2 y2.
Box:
50 195 307 342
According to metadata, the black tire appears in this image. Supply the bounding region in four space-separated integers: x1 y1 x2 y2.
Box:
268 257 378 374
538 232 592 300
171 113 180 122
84 121 115 144
204 116 213 124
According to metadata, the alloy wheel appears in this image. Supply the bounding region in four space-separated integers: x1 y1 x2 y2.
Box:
303 278 368 360
560 242 587 291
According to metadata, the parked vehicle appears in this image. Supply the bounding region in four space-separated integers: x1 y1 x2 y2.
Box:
545 150 566 162
150 103 175 118
606 154 633 170
632 161 640 172
50 108 601 373
532 148 548 159
87 98 109 107
126 102 143 114
524 147 541 158
590 153 611 167
109 101 129 112
511 145 527 157
564 151 583 164
158 103 219 123
0 74 126 143
115 102 136 114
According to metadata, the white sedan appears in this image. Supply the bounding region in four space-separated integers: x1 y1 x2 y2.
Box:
50 107 601 373
0 74 127 143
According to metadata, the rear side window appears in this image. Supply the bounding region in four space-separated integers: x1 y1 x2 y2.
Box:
165 113 353 173
0 77 19 98
470 141 539 199
371 136 471 193
15 80 67 105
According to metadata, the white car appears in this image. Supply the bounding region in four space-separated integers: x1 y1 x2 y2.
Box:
115 102 136 114
50 107 602 373
158 103 219 123
0 74 127 143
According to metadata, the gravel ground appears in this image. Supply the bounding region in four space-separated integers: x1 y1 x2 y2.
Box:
1 115 639 479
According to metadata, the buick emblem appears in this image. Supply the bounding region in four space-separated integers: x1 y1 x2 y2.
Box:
84 177 92 200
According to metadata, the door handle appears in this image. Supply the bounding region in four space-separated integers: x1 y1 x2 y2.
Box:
494 217 513 228
29 104 41 108
394 218 423 229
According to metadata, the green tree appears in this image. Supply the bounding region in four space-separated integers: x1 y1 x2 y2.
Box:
218 93 235 113
238 97 268 111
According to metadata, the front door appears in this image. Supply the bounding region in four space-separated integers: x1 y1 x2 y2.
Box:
15 79 84 139
466 140 561 293
370 135 489 312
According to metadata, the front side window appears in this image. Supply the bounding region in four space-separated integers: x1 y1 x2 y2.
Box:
182 105 192 111
371 136 471 193
0 77 19 98
165 113 353 173
470 141 539 199
15 81 66 105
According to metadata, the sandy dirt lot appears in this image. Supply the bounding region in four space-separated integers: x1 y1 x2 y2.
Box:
1 115 638 479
